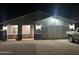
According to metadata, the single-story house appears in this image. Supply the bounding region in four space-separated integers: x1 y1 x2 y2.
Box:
0 11 76 40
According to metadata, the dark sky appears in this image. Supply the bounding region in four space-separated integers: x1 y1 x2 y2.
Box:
0 3 79 22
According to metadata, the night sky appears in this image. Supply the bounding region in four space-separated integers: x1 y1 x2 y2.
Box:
0 3 79 23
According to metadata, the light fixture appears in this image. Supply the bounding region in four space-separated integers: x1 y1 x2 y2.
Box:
3 26 7 31
36 24 41 30
50 17 55 22
69 24 75 30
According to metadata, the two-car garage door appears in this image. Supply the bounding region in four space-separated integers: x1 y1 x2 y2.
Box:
42 26 68 39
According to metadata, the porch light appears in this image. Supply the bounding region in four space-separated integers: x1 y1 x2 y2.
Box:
3 26 7 31
69 24 75 30
36 24 41 30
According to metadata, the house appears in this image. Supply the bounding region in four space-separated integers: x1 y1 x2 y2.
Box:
0 11 76 41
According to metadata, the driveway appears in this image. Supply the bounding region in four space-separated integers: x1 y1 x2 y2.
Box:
0 39 79 55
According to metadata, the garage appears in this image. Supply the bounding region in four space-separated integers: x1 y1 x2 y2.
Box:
48 26 68 38
35 15 76 39
41 26 69 39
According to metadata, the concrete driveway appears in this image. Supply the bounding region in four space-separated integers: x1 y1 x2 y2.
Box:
0 39 79 55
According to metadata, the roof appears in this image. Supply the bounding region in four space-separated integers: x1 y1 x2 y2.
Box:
53 15 77 23
0 10 76 25
35 15 76 24
0 10 50 25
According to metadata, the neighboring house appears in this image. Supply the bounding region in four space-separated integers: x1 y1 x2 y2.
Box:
0 11 76 40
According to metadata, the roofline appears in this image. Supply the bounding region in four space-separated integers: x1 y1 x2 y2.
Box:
0 10 77 24
35 15 76 24
53 15 77 23
0 10 50 24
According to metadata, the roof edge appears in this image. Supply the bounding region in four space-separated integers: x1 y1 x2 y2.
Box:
0 10 50 24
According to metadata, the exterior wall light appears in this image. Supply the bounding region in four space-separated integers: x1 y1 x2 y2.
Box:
69 24 75 30
48 17 56 25
36 24 41 30
50 17 55 22
3 26 7 31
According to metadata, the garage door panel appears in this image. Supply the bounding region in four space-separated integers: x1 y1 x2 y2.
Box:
48 26 56 38
55 27 66 38
41 27 48 38
47 26 68 39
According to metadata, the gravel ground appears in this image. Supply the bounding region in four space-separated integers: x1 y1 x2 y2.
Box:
0 39 79 55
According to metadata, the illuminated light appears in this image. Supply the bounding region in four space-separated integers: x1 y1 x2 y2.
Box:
36 24 41 30
3 26 7 31
48 17 56 25
69 24 75 30
50 17 55 22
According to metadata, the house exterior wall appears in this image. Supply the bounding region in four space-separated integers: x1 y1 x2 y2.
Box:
35 17 70 39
